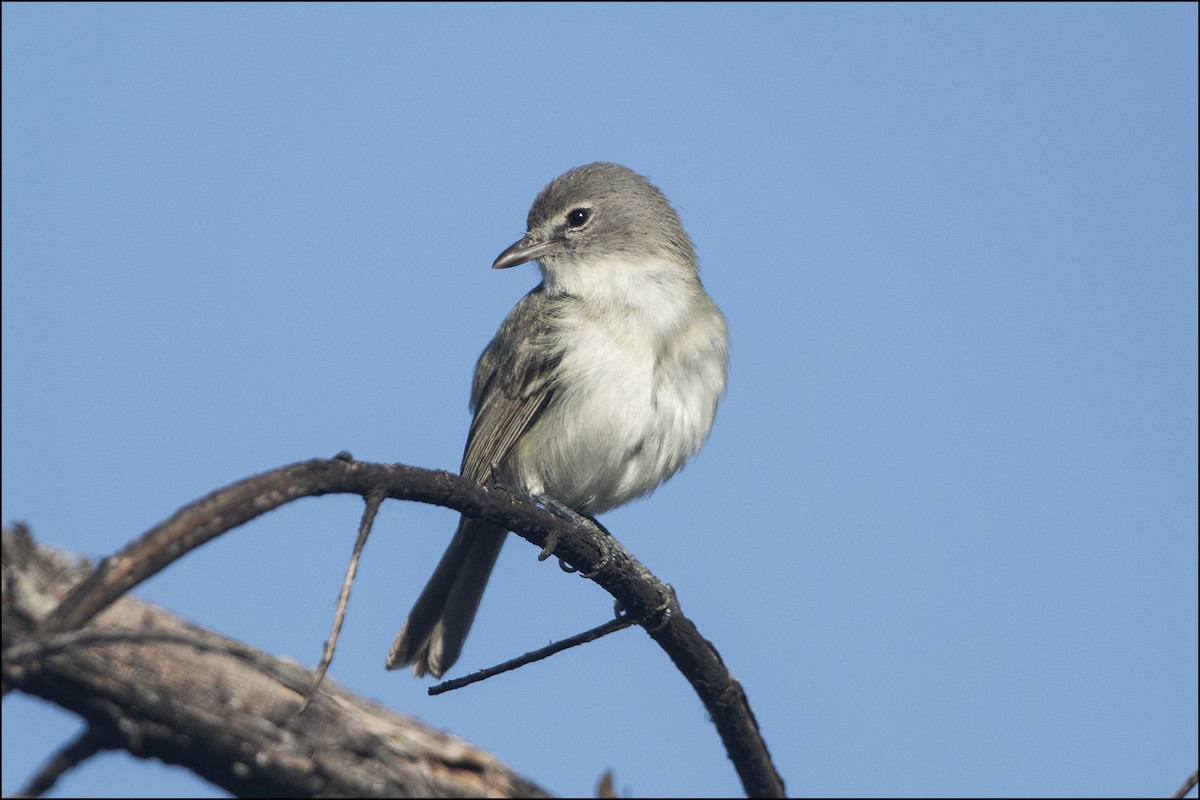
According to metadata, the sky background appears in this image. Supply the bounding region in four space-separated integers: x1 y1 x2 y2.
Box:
2 3 1197 798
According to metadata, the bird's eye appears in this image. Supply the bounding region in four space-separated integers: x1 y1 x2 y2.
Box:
566 207 591 228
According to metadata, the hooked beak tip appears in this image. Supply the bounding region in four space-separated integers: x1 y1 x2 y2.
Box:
492 234 557 270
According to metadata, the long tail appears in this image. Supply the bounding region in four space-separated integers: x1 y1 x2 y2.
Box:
385 517 507 678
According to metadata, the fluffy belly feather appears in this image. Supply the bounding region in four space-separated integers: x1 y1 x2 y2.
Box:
509 309 723 515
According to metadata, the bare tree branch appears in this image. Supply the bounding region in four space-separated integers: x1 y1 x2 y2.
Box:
14 456 787 797
3 524 551 798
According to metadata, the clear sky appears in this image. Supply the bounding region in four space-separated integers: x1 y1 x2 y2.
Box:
3 3 1197 798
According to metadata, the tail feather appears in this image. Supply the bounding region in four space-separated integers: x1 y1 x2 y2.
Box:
386 518 507 678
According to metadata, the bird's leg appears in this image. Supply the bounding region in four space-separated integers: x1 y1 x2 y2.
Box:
531 493 613 577
643 583 678 633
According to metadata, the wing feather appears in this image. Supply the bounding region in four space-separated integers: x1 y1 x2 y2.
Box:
460 287 563 483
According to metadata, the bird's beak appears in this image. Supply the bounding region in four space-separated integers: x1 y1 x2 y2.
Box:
492 233 559 270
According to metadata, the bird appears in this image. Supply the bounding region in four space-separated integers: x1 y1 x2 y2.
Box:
386 162 730 678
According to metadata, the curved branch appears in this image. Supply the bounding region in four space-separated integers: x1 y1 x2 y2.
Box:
33 456 786 798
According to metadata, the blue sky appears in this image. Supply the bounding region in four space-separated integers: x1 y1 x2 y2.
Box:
3 3 1196 798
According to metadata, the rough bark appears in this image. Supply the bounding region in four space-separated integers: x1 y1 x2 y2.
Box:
2 525 550 798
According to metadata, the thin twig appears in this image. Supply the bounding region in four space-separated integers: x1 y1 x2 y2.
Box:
1172 768 1198 799
429 614 635 695
5 627 271 668
14 725 108 797
300 489 384 714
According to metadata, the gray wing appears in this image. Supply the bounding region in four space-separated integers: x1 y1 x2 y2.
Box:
460 287 562 484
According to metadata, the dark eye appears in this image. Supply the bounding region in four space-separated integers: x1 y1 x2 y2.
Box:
567 207 591 228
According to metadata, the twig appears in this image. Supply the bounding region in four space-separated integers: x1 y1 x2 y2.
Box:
4 627 276 671
429 614 635 695
14 725 109 797
299 489 383 714
1173 768 1198 799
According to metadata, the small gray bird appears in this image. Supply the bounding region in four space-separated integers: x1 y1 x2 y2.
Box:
387 162 730 678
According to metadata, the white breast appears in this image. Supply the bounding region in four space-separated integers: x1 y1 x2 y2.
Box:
511 257 728 515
